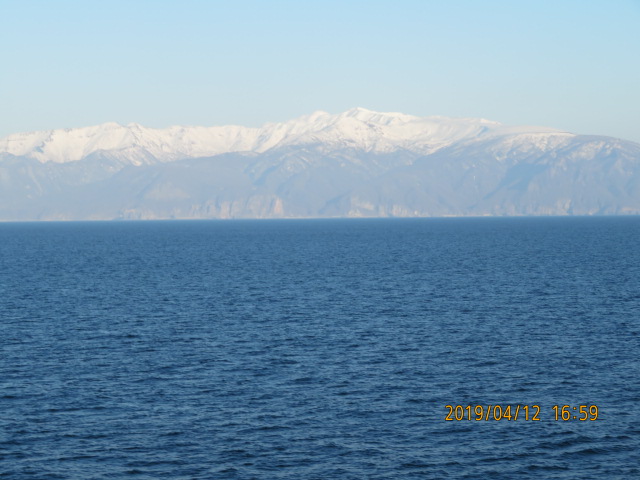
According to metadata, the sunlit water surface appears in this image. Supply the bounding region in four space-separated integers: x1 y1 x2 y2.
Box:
1 217 639 479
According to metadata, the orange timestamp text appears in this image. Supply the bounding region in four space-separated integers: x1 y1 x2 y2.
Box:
445 404 599 421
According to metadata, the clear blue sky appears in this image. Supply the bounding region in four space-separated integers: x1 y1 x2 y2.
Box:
1 0 639 142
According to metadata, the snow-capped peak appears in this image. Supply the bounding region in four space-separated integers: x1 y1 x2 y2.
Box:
0 109 572 164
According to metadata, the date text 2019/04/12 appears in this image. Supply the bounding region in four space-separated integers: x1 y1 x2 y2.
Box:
444 405 599 421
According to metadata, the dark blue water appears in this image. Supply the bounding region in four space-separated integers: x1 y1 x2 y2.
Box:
1 217 639 479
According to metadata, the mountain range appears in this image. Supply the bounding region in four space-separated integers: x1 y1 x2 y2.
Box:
1 107 639 220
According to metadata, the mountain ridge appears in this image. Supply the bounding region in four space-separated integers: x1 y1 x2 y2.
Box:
0 109 639 221
0 108 572 165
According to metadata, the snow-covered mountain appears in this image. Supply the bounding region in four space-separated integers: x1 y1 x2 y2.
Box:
0 108 563 164
0 108 639 220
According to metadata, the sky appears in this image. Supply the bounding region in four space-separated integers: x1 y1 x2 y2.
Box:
1 0 639 142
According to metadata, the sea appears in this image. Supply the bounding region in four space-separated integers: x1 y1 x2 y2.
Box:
1 217 638 479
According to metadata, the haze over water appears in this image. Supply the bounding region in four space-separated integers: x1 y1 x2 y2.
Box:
1 217 639 479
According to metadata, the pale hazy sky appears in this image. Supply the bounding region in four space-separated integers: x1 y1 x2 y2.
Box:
1 0 639 142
